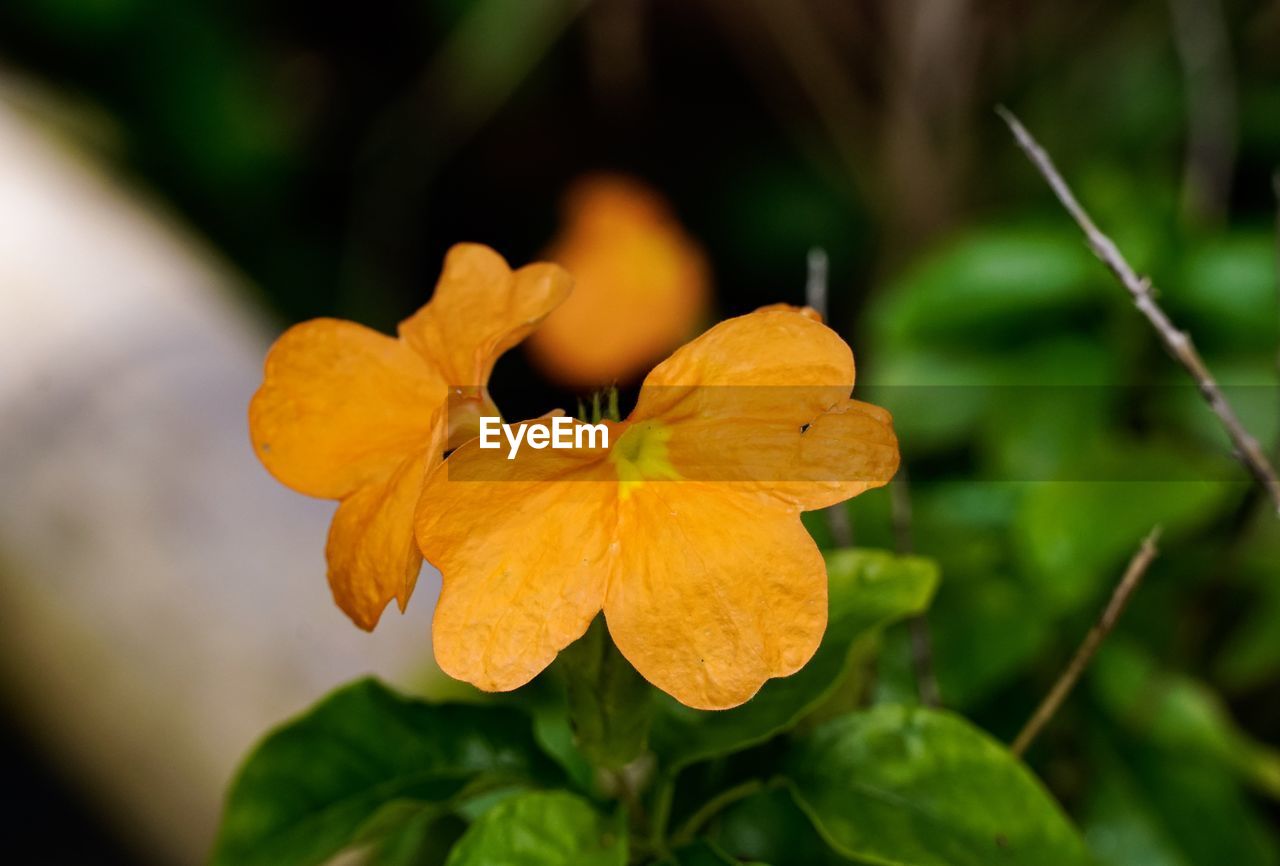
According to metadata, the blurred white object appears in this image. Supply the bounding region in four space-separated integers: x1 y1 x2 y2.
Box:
0 88 437 863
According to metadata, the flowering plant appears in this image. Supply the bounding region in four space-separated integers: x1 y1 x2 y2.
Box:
206 240 1110 866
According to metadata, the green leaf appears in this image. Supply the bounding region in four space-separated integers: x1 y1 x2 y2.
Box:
1153 362 1280 486
1166 233 1280 352
1217 585 1280 689
556 616 653 769
928 570 1057 709
1214 517 1280 688
787 705 1092 866
976 340 1117 480
210 678 558 866
663 839 773 865
369 812 468 866
1088 731 1280 866
872 226 1101 349
1015 447 1237 612
713 787 847 865
863 352 1008 453
651 549 939 772
866 339 1115 457
1132 757 1280 866
1092 640 1280 800
1082 754 1192 866
444 790 626 866
530 696 597 794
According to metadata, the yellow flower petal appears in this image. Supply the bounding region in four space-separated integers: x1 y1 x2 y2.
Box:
777 398 900 509
604 484 827 710
416 440 617 692
249 318 445 499
630 307 895 506
327 446 438 630
636 304 854 395
399 243 572 387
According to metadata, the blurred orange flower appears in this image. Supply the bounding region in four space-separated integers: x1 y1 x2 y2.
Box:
249 244 571 630
417 305 899 709
526 174 710 387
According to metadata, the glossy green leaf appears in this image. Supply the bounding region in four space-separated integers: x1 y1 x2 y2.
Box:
444 791 625 866
210 678 558 866
872 226 1101 349
652 549 939 771
788 705 1092 866
1092 641 1280 800
556 615 653 769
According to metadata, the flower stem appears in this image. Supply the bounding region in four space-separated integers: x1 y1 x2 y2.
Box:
669 778 778 848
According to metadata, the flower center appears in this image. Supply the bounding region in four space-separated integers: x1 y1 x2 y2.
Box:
610 420 680 497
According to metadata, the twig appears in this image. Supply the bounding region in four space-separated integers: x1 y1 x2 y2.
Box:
1012 528 1162 756
1273 171 1280 464
806 246 829 318
1168 0 1237 226
998 106 1280 516
889 471 915 556
806 247 854 548
648 777 675 856
891 471 940 707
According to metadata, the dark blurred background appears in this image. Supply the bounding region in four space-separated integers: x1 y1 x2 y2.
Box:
1 1 1278 864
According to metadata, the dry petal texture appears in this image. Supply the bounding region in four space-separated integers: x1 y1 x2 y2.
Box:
418 306 900 709
250 244 571 629
527 174 710 387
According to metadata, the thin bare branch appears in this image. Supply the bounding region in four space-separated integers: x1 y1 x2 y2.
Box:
1012 528 1162 756
889 472 914 556
1168 0 1238 225
891 471 940 707
806 246 830 317
806 247 854 549
1273 171 1280 464
997 106 1280 515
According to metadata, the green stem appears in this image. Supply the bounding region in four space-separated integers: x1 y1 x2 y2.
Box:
648 773 676 855
557 617 652 769
669 778 775 848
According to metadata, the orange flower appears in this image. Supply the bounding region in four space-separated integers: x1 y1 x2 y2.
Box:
249 244 571 630
526 174 710 387
417 306 899 709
